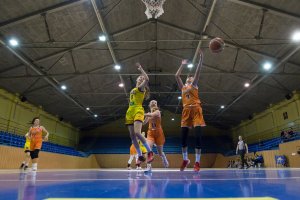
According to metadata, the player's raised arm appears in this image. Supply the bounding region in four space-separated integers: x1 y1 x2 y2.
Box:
175 59 188 90
136 63 149 90
192 50 203 86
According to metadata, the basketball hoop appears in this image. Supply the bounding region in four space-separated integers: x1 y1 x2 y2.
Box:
142 0 166 19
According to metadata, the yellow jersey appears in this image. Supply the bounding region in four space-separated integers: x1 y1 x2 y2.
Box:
24 137 30 151
129 87 145 107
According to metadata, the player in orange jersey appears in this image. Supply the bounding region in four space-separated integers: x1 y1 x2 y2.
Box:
28 117 50 171
175 50 205 172
144 100 169 169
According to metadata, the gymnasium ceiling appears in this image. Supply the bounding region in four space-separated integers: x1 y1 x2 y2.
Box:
0 0 300 130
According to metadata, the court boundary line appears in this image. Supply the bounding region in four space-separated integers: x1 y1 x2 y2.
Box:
1 177 300 182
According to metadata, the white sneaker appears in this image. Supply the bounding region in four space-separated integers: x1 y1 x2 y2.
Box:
163 158 169 168
136 167 142 170
145 164 152 172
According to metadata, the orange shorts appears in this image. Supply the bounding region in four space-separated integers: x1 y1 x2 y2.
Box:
147 128 165 146
130 144 147 155
181 105 206 128
130 145 137 155
30 137 43 151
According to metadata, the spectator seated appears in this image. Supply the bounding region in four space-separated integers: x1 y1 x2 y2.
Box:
275 155 287 167
251 153 264 168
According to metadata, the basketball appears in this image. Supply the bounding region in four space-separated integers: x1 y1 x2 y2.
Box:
209 37 225 53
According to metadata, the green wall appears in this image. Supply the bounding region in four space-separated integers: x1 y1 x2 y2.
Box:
0 88 79 147
232 91 300 144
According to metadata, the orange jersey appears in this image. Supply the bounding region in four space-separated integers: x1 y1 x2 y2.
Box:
148 112 162 131
147 112 165 146
30 126 43 139
30 126 43 150
181 84 201 107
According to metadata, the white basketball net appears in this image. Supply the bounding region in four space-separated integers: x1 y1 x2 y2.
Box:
142 0 166 19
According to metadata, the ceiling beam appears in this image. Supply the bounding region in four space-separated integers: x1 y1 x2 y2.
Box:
0 36 93 117
192 0 217 64
91 0 128 97
212 46 300 120
157 20 300 68
112 20 150 37
0 20 151 75
24 49 153 94
3 71 300 79
227 0 300 22
0 0 87 29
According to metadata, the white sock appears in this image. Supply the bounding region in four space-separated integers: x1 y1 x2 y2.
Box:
182 152 188 160
32 163 38 171
196 153 201 162
160 153 169 167
160 153 167 161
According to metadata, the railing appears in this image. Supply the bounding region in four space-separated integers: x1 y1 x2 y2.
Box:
0 130 88 157
0 117 76 147
235 122 300 145
80 136 231 154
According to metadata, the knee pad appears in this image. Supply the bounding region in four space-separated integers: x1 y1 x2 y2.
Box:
181 127 189 148
30 149 40 159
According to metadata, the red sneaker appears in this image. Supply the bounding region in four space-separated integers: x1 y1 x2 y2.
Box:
136 155 146 165
194 162 200 172
147 151 154 163
180 159 190 171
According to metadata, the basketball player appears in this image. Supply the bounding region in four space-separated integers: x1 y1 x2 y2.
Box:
127 132 148 170
175 50 205 172
125 63 154 165
28 117 49 171
19 132 31 170
144 100 169 168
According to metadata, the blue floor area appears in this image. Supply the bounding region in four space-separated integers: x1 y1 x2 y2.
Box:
0 168 299 199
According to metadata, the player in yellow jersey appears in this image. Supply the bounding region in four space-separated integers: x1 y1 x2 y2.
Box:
125 63 154 165
175 50 205 172
127 132 148 170
19 132 31 170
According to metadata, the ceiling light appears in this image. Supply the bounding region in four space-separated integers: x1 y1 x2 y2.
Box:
99 35 106 42
244 82 250 88
292 31 300 42
114 64 121 70
187 63 194 68
86 107 90 111
220 105 225 109
202 35 208 39
9 38 19 46
118 83 124 88
61 85 67 90
263 62 272 71
94 114 98 118
171 118 175 121
178 96 182 100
